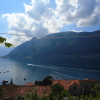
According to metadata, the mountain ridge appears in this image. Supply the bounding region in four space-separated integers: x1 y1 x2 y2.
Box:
4 30 100 59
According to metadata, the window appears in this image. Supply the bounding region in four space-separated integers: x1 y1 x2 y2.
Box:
84 85 87 89
84 85 87 92
74 93 76 96
74 86 76 90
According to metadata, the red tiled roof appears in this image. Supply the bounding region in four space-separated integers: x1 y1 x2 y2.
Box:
52 79 100 90
52 80 80 90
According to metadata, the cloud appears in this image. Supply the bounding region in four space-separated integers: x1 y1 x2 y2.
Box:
55 0 100 27
2 0 100 46
68 30 83 32
2 13 33 46
24 2 49 20
77 14 100 27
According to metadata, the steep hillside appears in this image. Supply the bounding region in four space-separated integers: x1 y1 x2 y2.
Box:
4 30 100 59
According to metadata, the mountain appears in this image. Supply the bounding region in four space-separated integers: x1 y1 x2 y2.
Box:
4 30 100 59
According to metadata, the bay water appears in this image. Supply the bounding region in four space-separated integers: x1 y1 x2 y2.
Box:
0 58 100 85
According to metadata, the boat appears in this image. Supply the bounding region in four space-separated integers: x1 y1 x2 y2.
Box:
24 78 27 80
2 80 8 84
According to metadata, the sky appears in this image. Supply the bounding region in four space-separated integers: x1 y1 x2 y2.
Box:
0 0 100 56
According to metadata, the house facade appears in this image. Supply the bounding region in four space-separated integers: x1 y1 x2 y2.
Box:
52 78 100 96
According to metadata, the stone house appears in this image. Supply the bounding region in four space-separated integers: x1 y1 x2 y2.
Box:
52 78 100 96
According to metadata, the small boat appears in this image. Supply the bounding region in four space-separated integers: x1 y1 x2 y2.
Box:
7 71 9 72
24 78 27 80
2 80 8 84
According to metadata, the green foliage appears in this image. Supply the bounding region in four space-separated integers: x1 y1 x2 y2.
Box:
0 85 9 98
43 76 54 81
5 96 14 100
91 83 100 99
42 76 53 85
49 90 71 100
51 83 64 94
41 96 49 100
49 84 71 100
4 42 14 48
26 90 41 100
17 95 24 99
35 76 54 86
0 36 13 47
0 36 6 44
0 86 3 97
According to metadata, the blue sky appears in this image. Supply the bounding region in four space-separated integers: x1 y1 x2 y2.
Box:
0 0 31 33
0 0 100 56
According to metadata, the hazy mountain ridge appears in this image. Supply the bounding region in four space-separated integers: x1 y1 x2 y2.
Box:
4 30 100 59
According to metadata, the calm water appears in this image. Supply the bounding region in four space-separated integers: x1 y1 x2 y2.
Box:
0 58 100 85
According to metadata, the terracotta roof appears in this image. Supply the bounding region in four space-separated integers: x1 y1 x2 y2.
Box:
52 80 80 90
67 80 80 87
52 79 100 90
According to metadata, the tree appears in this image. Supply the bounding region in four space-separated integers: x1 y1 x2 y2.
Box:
51 83 64 94
92 83 100 99
42 76 54 85
0 36 13 47
49 84 70 100
26 90 41 100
